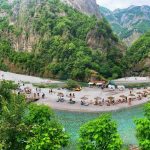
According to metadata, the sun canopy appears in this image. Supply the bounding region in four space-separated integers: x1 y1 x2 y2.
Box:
88 82 94 85
81 96 88 100
96 83 103 85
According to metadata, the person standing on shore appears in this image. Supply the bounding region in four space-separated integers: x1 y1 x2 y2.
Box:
128 98 131 105
42 93 45 99
49 89 53 94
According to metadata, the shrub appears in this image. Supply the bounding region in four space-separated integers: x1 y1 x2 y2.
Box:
135 102 150 150
65 79 79 90
79 114 122 150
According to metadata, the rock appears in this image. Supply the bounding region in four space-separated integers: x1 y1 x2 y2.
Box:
61 0 102 18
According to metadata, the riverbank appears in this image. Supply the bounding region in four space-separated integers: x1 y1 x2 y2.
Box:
0 71 150 112
36 87 150 112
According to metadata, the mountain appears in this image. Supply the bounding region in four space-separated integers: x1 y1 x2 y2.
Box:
60 0 102 18
100 5 150 46
123 32 150 76
0 0 125 81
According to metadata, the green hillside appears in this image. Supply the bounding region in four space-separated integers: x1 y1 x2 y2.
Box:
100 6 150 46
0 0 125 81
123 32 150 75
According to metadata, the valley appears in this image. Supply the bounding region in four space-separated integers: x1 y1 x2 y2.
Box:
100 5 150 46
0 0 150 149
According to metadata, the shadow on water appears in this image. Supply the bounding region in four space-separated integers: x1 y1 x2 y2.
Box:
55 105 145 150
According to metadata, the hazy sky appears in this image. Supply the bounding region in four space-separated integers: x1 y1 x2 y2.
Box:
97 0 150 10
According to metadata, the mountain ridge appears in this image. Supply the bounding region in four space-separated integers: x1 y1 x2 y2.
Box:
100 5 150 46
61 0 102 18
0 0 125 81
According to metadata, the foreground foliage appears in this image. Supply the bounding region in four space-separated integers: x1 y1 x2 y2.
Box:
79 114 122 150
0 80 17 110
24 104 69 150
0 95 27 149
135 102 150 150
0 81 69 150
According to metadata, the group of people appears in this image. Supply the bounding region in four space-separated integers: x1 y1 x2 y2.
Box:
16 80 150 108
32 88 45 100
17 85 46 101
90 90 149 107
56 92 76 104
68 93 76 104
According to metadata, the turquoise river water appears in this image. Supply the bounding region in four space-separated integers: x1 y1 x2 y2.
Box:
55 105 145 149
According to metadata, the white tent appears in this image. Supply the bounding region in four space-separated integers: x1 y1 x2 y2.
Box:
96 83 103 86
88 82 94 85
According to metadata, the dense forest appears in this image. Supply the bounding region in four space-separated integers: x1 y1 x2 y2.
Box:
0 0 125 81
123 32 150 76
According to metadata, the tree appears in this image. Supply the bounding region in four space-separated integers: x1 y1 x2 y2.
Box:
24 104 70 150
0 80 18 110
24 104 55 125
0 94 28 150
65 79 79 90
0 100 69 150
144 102 150 119
135 102 150 150
135 118 150 150
78 114 122 150
25 120 69 150
0 81 69 150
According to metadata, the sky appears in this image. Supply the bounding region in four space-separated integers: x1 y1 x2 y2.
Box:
97 0 150 10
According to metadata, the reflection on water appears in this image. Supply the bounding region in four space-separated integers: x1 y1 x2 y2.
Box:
55 105 144 148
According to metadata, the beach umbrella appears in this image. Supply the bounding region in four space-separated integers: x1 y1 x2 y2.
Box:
129 93 135 96
94 97 101 100
128 94 136 100
81 96 88 100
24 87 30 90
96 83 103 86
136 92 142 94
120 95 127 98
107 96 114 103
57 92 64 97
108 96 114 100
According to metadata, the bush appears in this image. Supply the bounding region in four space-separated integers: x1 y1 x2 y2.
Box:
135 102 150 150
0 81 69 150
79 114 122 150
145 102 150 119
24 104 70 150
0 80 18 109
65 79 79 90
135 118 150 150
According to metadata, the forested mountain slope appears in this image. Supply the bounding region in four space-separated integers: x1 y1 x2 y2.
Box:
0 0 125 81
61 0 102 18
100 5 150 46
123 32 150 76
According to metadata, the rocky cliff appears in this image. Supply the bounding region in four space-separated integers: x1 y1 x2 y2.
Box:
2 0 121 52
100 5 150 46
61 0 102 18
0 0 125 80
